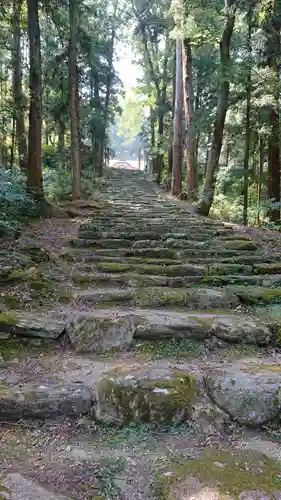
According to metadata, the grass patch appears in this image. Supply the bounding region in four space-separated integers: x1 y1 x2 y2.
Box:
156 448 281 499
0 338 54 362
135 339 204 360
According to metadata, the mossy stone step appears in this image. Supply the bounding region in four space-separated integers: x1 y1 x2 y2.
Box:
0 382 93 421
0 312 65 339
74 286 239 309
63 250 280 265
94 261 205 276
64 308 272 353
135 286 239 309
96 366 198 424
226 285 281 304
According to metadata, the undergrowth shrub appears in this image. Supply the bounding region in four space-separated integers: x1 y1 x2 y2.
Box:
0 168 37 237
43 165 102 202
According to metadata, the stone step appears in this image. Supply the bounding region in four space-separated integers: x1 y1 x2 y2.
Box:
64 250 280 265
0 382 93 421
96 358 281 427
0 312 65 339
62 308 273 353
93 261 205 276
72 271 281 288
89 247 263 260
74 285 240 309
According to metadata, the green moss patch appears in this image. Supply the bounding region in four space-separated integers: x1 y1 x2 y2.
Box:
220 240 258 251
98 369 198 424
157 448 281 499
0 269 29 284
208 263 252 276
135 339 204 360
95 262 133 273
230 286 281 304
254 263 281 274
0 312 17 326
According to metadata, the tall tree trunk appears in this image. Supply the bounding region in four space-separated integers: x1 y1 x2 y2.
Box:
12 0 27 172
27 0 44 201
171 38 183 196
182 38 197 200
68 0 81 199
257 136 264 225
58 120 65 150
167 48 176 190
266 2 280 222
156 90 165 184
243 6 252 226
97 0 118 175
150 110 157 175
197 0 236 216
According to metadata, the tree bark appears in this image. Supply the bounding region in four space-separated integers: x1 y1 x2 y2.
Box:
257 136 264 225
197 0 236 216
182 38 197 200
266 3 280 223
27 0 44 201
12 0 27 172
68 0 81 199
243 6 252 226
167 48 176 191
171 38 183 196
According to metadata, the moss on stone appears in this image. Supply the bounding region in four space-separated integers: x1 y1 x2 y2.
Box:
1 295 21 310
0 312 17 325
30 278 54 291
96 262 133 273
137 288 189 307
0 269 28 283
58 291 74 303
242 364 281 374
157 448 281 499
98 369 198 424
72 274 93 285
254 263 281 274
220 240 258 251
231 286 281 304
208 263 252 276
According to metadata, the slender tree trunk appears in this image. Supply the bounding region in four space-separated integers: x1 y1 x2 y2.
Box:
171 38 183 196
182 38 197 200
266 3 280 222
68 0 81 199
243 7 252 226
58 120 65 150
156 90 165 184
167 48 176 190
12 0 27 172
150 110 157 174
197 0 236 216
97 0 118 175
27 0 44 200
257 136 264 225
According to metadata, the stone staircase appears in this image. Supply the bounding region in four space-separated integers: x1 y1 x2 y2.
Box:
1 169 281 498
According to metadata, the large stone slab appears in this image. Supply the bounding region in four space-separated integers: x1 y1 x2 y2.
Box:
0 312 65 340
0 382 94 420
134 310 272 346
3 474 67 500
66 310 137 352
205 363 281 426
136 287 239 309
96 365 199 424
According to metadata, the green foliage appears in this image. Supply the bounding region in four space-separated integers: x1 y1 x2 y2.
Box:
0 168 38 236
44 165 101 202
